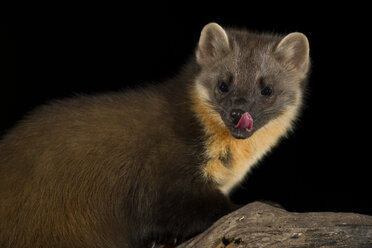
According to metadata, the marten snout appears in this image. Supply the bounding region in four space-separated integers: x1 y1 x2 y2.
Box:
230 109 253 131
230 109 246 125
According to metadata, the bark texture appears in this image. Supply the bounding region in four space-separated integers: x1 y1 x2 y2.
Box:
176 201 372 248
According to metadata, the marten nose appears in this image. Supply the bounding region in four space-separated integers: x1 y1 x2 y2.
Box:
230 109 246 125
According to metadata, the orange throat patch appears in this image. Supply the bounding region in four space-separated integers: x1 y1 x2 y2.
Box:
190 83 302 195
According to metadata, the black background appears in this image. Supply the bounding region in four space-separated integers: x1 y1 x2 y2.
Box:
1 4 371 215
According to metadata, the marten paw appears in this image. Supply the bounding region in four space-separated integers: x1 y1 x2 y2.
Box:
148 237 178 248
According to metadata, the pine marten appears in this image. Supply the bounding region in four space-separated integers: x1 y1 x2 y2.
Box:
0 23 310 247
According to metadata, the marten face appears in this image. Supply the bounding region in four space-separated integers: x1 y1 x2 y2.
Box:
194 23 310 139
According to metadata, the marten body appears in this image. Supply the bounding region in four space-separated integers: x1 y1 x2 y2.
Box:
0 23 310 247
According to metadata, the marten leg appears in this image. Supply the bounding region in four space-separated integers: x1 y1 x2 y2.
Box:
137 186 239 247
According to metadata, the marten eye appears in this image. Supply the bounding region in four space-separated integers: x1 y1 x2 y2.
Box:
259 78 273 97
261 86 273 96
218 82 229 93
218 74 233 94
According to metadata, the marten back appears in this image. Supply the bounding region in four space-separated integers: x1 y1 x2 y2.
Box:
0 81 209 247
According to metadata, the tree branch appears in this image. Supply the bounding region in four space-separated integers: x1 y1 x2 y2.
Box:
176 201 372 248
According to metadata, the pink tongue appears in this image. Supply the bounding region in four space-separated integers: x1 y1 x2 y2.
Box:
234 112 253 131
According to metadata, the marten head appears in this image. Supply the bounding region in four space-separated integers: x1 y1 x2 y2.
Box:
193 23 310 139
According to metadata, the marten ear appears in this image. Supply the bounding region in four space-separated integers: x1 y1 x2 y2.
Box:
196 23 230 65
275 32 310 75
